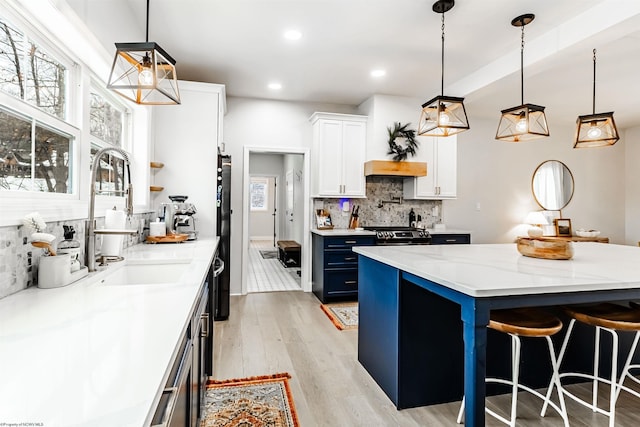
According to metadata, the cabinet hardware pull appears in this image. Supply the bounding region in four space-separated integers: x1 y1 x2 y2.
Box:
345 280 357 285
344 240 356 244
151 386 178 427
344 257 356 261
201 313 209 338
445 239 456 242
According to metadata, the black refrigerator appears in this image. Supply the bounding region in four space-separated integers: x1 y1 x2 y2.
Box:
215 154 231 320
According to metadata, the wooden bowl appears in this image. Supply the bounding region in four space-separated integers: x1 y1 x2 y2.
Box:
516 237 574 260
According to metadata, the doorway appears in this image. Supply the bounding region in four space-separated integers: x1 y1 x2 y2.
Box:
242 148 310 294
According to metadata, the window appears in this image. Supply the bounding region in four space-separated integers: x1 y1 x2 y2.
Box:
250 178 268 211
0 15 75 194
0 106 73 193
0 17 67 119
89 83 128 195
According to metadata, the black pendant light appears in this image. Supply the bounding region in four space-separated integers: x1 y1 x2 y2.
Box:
417 0 470 137
496 14 548 142
107 0 180 105
574 49 619 148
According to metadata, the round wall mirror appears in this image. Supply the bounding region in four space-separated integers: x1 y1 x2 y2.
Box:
531 160 574 211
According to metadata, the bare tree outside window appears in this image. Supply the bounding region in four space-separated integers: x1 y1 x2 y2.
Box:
90 91 122 147
0 18 66 119
0 17 71 193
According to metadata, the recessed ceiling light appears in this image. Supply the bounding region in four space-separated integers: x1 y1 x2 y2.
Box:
268 82 282 90
284 30 302 41
371 69 386 78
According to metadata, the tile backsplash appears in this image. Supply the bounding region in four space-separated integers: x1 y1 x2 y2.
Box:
313 176 443 229
0 212 154 299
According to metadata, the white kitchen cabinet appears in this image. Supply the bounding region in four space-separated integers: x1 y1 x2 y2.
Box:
153 81 225 237
310 112 367 198
404 135 457 199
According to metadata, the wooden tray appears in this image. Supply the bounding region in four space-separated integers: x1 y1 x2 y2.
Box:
146 233 189 244
516 237 574 260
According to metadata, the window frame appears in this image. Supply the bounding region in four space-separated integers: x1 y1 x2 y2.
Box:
0 1 151 227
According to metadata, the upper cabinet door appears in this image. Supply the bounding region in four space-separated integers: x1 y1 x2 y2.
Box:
311 112 367 198
340 120 366 196
404 135 457 200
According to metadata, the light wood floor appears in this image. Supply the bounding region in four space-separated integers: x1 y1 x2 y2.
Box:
213 291 640 426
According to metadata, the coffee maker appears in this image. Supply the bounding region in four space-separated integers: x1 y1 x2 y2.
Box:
159 195 198 240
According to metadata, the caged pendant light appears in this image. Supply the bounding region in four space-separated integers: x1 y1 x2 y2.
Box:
496 14 548 142
574 49 619 148
107 0 180 105
417 0 469 137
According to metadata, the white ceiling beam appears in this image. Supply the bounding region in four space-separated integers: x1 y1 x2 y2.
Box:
448 0 640 97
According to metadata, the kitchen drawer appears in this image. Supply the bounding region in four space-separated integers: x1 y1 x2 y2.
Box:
324 236 375 249
325 269 359 296
430 233 471 245
325 250 359 267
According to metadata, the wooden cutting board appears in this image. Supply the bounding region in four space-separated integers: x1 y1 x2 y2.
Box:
145 233 189 244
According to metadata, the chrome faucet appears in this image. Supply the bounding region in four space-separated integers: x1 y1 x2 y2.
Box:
86 147 136 272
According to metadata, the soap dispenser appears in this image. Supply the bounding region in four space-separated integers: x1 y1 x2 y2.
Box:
58 225 81 272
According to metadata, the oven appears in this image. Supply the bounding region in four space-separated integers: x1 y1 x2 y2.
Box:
364 226 432 246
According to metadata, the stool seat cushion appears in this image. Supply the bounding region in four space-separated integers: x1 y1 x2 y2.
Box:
564 303 640 331
489 308 563 337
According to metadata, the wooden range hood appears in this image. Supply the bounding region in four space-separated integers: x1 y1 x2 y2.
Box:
364 160 427 177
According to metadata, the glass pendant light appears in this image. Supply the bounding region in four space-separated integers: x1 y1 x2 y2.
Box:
496 14 549 142
107 0 180 105
417 0 470 137
574 49 619 148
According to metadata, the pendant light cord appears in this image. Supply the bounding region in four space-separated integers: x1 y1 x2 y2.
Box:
520 24 525 105
592 48 597 114
145 0 150 42
440 12 445 96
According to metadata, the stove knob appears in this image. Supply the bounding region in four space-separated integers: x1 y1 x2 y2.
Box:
377 232 384 239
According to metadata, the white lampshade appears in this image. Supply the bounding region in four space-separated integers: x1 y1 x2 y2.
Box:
524 211 548 226
524 211 548 238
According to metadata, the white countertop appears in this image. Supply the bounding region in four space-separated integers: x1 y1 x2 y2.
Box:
311 228 376 236
353 243 640 297
310 228 470 237
0 238 219 427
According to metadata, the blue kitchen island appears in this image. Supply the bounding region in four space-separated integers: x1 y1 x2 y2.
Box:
353 243 640 427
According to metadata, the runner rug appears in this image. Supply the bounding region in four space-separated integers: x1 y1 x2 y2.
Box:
320 302 358 330
201 373 299 427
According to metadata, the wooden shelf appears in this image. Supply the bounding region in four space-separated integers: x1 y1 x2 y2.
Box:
150 185 164 192
150 161 164 169
364 160 427 177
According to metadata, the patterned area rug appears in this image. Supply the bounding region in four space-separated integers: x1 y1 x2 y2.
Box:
260 250 278 259
201 373 299 427
320 302 358 330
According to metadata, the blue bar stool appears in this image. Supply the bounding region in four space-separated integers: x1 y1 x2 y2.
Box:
542 303 640 427
457 307 569 426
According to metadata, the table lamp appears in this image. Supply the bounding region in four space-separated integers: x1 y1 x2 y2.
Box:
524 211 548 237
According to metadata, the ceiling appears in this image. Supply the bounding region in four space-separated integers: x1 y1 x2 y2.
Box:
66 0 640 129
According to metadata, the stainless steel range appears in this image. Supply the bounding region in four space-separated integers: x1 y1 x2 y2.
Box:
364 226 431 245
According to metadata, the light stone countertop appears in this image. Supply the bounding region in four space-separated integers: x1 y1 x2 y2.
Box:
0 238 219 427
310 228 470 237
353 243 640 297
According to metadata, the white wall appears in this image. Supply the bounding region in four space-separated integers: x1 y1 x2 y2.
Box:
625 125 640 246
152 82 223 238
446 115 626 244
223 97 358 295
249 153 284 240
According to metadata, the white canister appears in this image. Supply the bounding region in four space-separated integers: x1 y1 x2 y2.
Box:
149 221 166 237
38 254 72 289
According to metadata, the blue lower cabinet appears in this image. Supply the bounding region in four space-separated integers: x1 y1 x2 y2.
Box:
312 234 375 303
